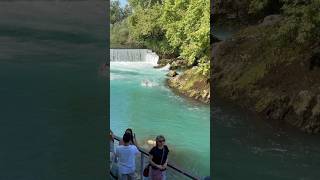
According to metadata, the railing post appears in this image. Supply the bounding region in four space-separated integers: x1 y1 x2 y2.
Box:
140 152 144 180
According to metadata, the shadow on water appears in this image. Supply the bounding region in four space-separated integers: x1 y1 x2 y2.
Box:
213 97 320 180
0 1 107 180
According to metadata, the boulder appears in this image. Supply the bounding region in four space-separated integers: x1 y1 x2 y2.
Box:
157 58 173 66
293 90 314 116
260 14 283 26
169 61 178 70
166 70 178 77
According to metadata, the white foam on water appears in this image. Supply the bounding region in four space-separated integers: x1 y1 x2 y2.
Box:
110 61 154 69
157 63 170 71
140 79 159 87
110 73 125 80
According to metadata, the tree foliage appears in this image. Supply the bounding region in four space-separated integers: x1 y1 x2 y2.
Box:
127 0 210 75
110 0 132 24
111 0 210 75
161 0 210 75
127 1 176 55
249 0 320 44
277 0 320 44
111 19 140 48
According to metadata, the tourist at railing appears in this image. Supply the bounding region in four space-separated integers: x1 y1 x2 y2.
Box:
116 133 140 180
119 128 138 146
148 135 169 180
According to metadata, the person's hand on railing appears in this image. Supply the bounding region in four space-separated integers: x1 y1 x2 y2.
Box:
156 165 163 170
162 163 167 170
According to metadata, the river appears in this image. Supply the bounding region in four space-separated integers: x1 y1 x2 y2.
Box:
0 2 107 179
110 49 210 178
212 27 320 179
213 98 320 180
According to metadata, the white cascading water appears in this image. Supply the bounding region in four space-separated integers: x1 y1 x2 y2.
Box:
145 50 159 66
110 49 159 66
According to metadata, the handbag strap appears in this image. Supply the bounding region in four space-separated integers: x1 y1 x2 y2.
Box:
149 146 165 168
160 146 165 165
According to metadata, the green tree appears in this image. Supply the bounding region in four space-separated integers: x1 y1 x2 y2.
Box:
110 0 133 25
110 0 122 24
127 1 176 55
277 0 320 44
126 0 210 75
161 0 210 75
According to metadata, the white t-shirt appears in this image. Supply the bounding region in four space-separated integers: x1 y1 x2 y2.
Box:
116 145 139 174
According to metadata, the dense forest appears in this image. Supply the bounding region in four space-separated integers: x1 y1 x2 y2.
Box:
110 0 210 76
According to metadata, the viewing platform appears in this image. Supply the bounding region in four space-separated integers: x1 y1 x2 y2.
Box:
110 135 207 180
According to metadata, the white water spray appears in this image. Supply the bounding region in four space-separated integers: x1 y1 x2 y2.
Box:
110 49 159 66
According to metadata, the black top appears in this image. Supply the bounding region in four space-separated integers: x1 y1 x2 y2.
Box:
149 145 169 169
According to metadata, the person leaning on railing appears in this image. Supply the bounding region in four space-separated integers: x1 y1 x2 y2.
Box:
116 133 139 180
148 135 169 180
119 128 138 146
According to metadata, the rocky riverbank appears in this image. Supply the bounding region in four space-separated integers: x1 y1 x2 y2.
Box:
155 58 210 104
213 16 320 133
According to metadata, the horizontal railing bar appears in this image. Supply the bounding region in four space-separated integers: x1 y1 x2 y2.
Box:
110 171 118 180
112 135 199 180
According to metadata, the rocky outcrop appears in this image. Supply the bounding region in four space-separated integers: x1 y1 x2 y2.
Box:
155 58 189 70
157 58 174 66
213 22 320 133
166 70 178 77
259 14 283 26
168 68 210 103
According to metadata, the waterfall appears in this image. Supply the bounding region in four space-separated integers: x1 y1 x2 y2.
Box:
110 49 159 66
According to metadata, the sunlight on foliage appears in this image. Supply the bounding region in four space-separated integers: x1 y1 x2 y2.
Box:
111 0 210 75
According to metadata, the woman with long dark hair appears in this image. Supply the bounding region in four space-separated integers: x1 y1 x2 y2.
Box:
119 128 138 146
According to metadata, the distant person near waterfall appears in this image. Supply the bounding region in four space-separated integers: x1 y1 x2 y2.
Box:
119 128 138 146
116 133 139 180
149 135 169 180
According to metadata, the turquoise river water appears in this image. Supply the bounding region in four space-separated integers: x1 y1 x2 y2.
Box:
110 60 210 178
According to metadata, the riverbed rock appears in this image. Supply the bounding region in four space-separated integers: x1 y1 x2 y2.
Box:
169 61 178 70
260 14 283 26
168 68 210 103
292 90 314 116
157 58 173 66
166 70 178 77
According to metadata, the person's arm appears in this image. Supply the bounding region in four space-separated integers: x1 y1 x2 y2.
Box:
162 158 168 169
134 145 140 156
133 133 138 146
162 146 169 169
149 154 162 169
119 139 124 145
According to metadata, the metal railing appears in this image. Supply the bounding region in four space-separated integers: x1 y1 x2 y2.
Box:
110 135 200 180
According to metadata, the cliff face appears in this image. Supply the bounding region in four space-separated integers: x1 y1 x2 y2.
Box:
213 20 320 133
